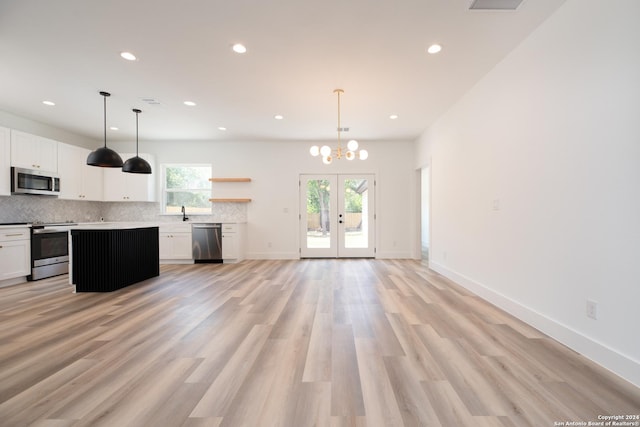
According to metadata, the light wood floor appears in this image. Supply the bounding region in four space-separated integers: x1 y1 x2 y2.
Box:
0 260 638 426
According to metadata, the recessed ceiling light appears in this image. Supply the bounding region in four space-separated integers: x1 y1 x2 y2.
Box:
42 100 55 106
110 126 119 131
218 126 227 131
427 44 442 54
274 115 284 120
120 51 137 61
232 43 247 54
184 101 196 106
389 114 399 120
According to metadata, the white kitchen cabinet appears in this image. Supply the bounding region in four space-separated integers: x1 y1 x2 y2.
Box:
159 223 193 263
57 143 104 201
0 227 31 283
103 152 155 202
10 130 58 173
0 127 10 195
222 223 245 263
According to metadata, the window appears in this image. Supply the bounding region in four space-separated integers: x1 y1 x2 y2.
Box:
162 164 212 214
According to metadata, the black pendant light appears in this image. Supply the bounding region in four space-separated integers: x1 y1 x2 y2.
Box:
87 91 123 167
122 108 152 174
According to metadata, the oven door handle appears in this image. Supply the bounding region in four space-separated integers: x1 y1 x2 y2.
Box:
32 229 70 234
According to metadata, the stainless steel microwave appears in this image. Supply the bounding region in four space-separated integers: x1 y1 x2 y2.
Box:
11 167 60 196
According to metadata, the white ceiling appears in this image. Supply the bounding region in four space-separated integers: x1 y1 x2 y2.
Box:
0 0 565 143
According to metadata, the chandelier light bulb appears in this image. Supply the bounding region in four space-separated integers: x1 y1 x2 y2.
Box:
323 155 332 164
345 151 355 160
310 145 320 156
320 145 331 157
347 139 358 151
359 149 369 160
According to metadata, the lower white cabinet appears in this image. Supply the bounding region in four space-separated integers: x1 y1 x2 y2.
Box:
159 224 192 263
222 223 245 263
0 227 31 283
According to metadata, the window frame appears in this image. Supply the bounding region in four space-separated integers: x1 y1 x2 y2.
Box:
161 163 212 215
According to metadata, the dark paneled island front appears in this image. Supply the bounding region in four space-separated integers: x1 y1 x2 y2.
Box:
70 224 159 292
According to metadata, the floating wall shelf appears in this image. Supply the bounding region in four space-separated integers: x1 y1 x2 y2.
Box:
209 178 252 202
209 198 252 203
209 177 252 182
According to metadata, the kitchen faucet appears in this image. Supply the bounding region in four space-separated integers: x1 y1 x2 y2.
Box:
181 206 189 222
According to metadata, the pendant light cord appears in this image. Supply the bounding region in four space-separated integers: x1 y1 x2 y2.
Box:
133 108 142 157
103 94 107 149
336 89 341 150
135 111 139 156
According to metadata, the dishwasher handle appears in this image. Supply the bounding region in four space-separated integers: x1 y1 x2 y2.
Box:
192 223 221 229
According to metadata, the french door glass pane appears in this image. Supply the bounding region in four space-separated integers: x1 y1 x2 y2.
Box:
343 178 368 249
306 179 331 249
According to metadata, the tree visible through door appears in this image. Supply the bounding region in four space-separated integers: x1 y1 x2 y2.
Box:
300 174 375 258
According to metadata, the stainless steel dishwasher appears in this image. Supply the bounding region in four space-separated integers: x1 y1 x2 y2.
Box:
192 223 222 263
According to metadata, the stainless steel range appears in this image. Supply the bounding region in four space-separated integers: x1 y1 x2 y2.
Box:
28 222 76 281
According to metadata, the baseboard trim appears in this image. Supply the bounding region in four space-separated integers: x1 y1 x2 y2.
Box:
0 276 28 288
159 260 194 265
375 251 413 259
246 252 299 260
429 261 640 388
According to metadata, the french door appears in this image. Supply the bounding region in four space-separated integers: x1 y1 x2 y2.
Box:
300 174 375 258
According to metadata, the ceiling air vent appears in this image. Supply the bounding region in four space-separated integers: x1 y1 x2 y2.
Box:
469 0 524 10
140 97 162 105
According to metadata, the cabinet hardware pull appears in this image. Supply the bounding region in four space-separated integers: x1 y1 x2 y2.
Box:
5 233 23 237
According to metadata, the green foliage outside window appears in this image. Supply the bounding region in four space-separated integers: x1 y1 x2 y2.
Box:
163 165 212 214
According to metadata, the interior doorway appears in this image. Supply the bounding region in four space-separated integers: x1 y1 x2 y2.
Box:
421 166 430 263
299 174 375 258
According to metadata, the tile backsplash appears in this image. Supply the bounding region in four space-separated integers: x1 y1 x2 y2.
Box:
0 196 248 224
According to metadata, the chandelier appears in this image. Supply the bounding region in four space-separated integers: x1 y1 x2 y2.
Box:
310 89 368 164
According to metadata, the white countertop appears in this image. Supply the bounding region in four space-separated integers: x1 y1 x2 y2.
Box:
0 221 245 231
0 224 31 229
70 222 160 230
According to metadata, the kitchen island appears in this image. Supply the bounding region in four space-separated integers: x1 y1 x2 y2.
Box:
70 223 159 292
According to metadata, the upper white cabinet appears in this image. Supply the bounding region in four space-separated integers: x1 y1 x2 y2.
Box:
103 153 155 202
10 130 58 173
0 127 10 196
57 143 104 201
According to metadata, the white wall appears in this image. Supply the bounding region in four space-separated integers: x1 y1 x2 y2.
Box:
111 138 416 259
0 110 98 149
415 0 640 386
420 166 429 251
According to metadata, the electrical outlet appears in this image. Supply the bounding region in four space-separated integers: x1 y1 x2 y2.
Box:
586 300 598 320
